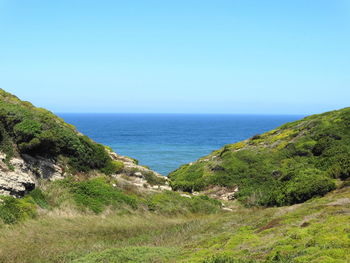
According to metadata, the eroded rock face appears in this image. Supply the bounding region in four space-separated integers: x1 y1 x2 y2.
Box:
0 154 35 197
0 153 64 197
0 150 170 198
22 154 64 181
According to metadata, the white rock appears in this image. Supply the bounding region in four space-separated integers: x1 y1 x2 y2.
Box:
134 172 143 178
180 193 192 198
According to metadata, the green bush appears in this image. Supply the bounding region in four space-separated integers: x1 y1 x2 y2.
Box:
0 89 116 174
100 160 124 175
0 196 37 224
59 177 138 214
278 169 335 205
14 120 42 142
327 154 350 180
144 172 167 186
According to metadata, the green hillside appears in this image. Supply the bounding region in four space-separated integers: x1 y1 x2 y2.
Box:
0 89 120 174
169 108 350 206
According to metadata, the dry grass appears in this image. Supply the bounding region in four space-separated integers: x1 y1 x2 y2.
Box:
0 211 210 263
1 187 350 263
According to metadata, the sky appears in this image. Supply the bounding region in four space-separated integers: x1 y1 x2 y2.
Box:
0 0 349 115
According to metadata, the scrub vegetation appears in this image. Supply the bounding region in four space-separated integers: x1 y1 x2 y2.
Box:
0 89 349 262
169 107 350 206
0 89 119 174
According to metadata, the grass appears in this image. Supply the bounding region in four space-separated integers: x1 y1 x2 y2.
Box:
0 185 349 262
0 213 209 263
72 247 178 263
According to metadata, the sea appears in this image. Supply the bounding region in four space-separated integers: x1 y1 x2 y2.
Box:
58 114 303 175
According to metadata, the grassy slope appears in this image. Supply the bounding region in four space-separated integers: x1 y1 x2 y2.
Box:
0 185 349 263
169 107 350 206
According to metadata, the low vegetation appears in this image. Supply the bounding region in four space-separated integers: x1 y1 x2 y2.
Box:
169 107 350 206
0 176 221 225
0 182 349 262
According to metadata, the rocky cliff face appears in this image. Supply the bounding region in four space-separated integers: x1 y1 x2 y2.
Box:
0 150 170 197
0 153 63 197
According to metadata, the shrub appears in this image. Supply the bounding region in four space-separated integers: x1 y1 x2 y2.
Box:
100 160 124 175
0 196 37 224
60 177 138 214
280 169 335 205
327 154 350 180
14 120 42 142
144 172 167 186
251 134 261 140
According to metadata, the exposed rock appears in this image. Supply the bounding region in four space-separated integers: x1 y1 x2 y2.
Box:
22 154 64 181
0 154 35 197
0 152 65 197
204 186 239 201
0 149 169 198
109 152 171 192
134 172 143 178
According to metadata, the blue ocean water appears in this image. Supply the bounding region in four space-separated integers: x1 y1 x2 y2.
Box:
58 114 303 175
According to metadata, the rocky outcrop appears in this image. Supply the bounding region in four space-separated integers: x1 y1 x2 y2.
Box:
110 152 171 192
0 151 170 198
0 154 35 197
194 186 239 201
22 154 65 181
0 153 66 197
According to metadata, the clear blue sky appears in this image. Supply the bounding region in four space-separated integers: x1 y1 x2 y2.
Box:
0 0 349 114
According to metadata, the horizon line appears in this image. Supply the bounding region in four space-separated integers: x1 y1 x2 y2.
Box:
56 112 307 116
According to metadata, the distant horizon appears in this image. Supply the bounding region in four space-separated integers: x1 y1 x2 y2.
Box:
57 112 306 116
55 104 348 116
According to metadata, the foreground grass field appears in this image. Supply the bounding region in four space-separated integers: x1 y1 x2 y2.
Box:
1 184 349 263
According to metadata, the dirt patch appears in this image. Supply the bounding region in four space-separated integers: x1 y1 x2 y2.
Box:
300 222 310 228
256 218 282 233
327 198 350 206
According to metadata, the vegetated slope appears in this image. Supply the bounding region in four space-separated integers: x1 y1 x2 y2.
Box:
169 107 350 206
1 181 350 263
0 89 119 174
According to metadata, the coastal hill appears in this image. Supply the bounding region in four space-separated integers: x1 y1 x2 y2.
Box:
0 88 169 196
169 107 350 206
